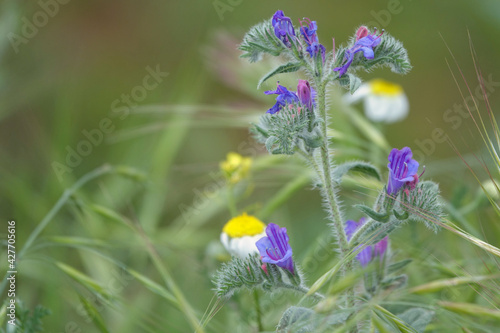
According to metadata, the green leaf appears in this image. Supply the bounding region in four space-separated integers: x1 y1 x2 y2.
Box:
257 62 302 89
354 204 389 222
438 301 500 320
397 308 435 333
409 273 500 294
277 306 316 333
372 312 395 333
337 72 363 94
374 305 419 333
401 180 444 231
265 136 278 152
127 269 178 306
250 122 270 143
299 127 322 149
277 307 352 333
78 295 110 333
333 161 381 183
381 274 408 290
14 303 51 333
114 165 147 182
89 204 131 229
55 262 111 299
213 255 305 299
348 73 362 94
393 208 409 221
387 259 412 274
239 20 286 62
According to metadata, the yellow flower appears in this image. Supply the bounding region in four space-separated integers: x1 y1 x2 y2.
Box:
344 79 409 123
370 79 404 96
220 213 266 258
220 152 252 184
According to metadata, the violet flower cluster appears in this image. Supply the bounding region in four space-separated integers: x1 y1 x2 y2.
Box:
272 11 327 61
300 19 326 62
265 80 316 114
266 11 385 117
334 26 384 77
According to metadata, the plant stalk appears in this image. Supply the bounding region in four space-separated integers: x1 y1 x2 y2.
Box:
253 290 264 332
314 80 350 258
314 79 357 326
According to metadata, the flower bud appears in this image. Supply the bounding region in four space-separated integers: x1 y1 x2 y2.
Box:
297 80 313 110
356 26 369 41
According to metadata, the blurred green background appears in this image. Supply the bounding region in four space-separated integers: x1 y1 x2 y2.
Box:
1 0 500 332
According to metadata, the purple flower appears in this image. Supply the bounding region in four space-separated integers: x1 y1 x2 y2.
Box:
300 19 326 61
373 236 388 260
272 10 295 47
387 147 419 195
333 28 383 77
345 218 388 267
345 218 373 267
265 81 317 114
297 80 314 110
264 84 299 114
256 223 294 274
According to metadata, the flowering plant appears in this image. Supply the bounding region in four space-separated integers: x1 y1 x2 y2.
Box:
213 10 446 332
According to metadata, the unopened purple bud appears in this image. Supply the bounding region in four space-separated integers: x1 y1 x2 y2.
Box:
297 80 313 110
356 26 369 41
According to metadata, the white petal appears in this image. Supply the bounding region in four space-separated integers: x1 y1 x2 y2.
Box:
342 83 371 104
220 233 230 252
364 93 409 123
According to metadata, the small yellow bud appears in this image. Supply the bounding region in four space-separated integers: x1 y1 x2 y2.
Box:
220 152 252 184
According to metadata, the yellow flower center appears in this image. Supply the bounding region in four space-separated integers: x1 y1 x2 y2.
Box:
370 79 403 96
222 213 266 238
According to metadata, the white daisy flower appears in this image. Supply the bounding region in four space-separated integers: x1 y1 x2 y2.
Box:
220 213 266 259
344 79 409 123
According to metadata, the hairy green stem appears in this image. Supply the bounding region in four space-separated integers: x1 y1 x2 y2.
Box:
297 149 324 184
349 192 393 246
348 217 377 247
314 81 350 257
253 290 264 331
314 79 357 328
281 283 325 300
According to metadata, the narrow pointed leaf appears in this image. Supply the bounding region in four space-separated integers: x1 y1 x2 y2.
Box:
333 161 381 183
257 62 302 88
